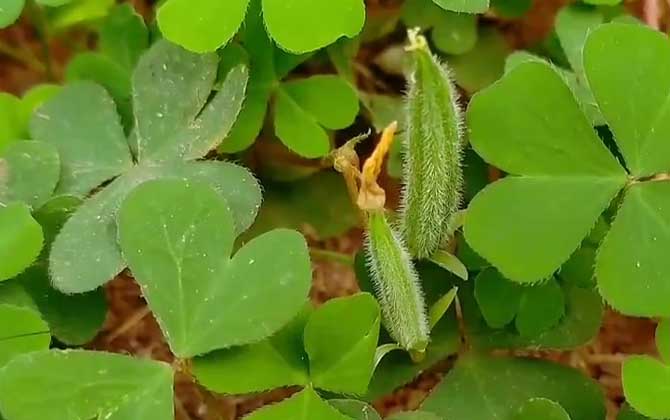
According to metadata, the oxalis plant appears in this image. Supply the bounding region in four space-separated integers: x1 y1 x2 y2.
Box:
0 0 669 419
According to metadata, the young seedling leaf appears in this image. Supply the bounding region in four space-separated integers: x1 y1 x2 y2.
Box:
465 61 627 283
50 161 261 293
0 350 174 420
422 354 606 420
0 203 43 281
428 287 458 330
30 82 132 196
584 23 670 177
596 182 670 316
623 356 670 419
304 293 381 395
133 40 248 163
193 307 311 394
274 75 359 158
242 387 352 420
474 268 523 328
0 141 60 209
9 266 106 345
516 398 571 420
432 0 489 14
118 179 311 357
0 304 49 367
515 278 566 337
656 319 670 364
331 399 382 420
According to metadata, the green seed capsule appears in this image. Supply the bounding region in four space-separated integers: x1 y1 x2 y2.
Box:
401 33 464 259
365 210 429 353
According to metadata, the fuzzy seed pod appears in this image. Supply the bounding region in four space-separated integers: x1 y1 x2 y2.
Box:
401 32 464 259
365 209 430 353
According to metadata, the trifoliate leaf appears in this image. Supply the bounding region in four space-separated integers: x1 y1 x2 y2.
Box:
656 319 670 364
0 304 49 367
132 40 248 162
623 356 670 419
0 141 60 209
432 0 488 13
274 75 359 158
30 82 132 196
10 266 106 345
0 350 174 420
465 61 627 283
422 354 606 420
0 0 23 28
331 400 381 420
19 85 60 129
243 387 352 420
584 23 670 177
0 203 43 281
515 278 566 337
596 182 670 316
193 308 310 394
463 282 603 351
50 161 261 293
516 398 571 420
304 293 381 395
474 268 522 328
117 179 311 357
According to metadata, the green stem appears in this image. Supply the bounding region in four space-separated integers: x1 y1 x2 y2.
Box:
309 248 355 266
0 39 46 74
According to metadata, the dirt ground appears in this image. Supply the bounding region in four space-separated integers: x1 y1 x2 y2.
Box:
0 1 662 419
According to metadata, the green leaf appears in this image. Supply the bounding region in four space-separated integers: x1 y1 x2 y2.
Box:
0 203 43 281
515 278 566 337
491 0 532 18
193 308 310 394
30 82 132 196
49 161 261 293
330 400 381 420
99 4 148 70
428 287 458 329
0 141 60 209
262 0 366 54
0 93 24 153
10 266 106 345
516 398 571 420
0 0 24 28
219 82 270 154
474 268 522 328
388 412 442 420
584 0 621 4
431 12 477 55
46 0 114 30
132 40 248 163
0 350 174 420
117 179 311 357
432 0 488 13
656 319 670 364
556 4 603 78
618 404 654 420
450 28 509 93
243 387 352 420
623 356 670 419
422 354 606 420
596 181 670 316
0 305 49 367
18 85 60 129
240 171 359 241
32 195 81 259
465 61 627 283
584 23 670 177
304 293 381 395
275 75 359 158
463 282 604 350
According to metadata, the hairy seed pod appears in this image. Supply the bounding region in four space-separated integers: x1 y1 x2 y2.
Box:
401 32 464 259
365 209 430 353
